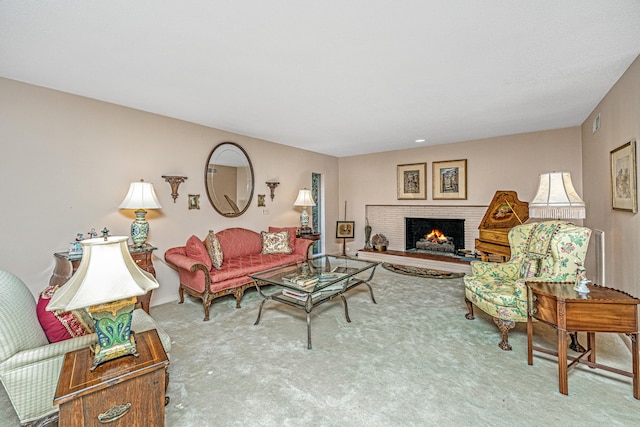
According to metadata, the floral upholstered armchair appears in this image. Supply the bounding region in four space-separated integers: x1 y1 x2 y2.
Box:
464 221 592 350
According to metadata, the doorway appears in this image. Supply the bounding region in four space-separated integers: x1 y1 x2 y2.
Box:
311 173 322 255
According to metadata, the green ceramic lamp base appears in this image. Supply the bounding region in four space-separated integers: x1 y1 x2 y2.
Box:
89 298 139 370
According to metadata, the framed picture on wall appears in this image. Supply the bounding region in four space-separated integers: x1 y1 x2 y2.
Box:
336 221 355 238
610 140 637 213
433 159 467 200
397 163 427 200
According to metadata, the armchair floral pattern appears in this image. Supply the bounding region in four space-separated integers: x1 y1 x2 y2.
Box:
464 221 592 350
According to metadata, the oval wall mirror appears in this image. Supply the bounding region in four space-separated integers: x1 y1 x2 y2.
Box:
205 142 254 217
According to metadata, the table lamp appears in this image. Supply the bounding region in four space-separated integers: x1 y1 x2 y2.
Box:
47 235 159 369
293 188 316 233
529 172 586 220
119 179 162 247
529 171 588 351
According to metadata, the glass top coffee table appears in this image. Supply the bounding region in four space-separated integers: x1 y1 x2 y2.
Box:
250 255 379 349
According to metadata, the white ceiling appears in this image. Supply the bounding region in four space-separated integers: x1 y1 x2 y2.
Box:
2 1 640 157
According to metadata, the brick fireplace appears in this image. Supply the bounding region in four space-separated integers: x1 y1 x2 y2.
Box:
357 204 488 273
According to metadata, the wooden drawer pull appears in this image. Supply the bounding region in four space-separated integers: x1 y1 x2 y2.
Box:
98 403 131 423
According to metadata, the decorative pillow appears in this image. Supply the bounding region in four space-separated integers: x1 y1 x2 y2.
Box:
186 235 213 270
36 285 95 343
261 230 292 254
269 226 297 251
204 230 224 270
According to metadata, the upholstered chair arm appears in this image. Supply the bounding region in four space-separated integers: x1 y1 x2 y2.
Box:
0 308 171 375
294 238 314 258
470 260 520 279
0 334 96 374
513 279 530 314
165 248 205 272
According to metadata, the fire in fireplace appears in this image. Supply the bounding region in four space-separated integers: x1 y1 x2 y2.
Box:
425 229 447 243
416 229 455 253
405 217 465 254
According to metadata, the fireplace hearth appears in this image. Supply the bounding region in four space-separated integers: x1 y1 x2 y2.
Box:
405 218 465 254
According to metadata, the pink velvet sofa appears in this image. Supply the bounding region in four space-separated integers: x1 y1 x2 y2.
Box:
164 227 313 321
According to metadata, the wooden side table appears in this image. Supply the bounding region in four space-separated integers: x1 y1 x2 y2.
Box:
299 233 321 241
51 243 157 314
527 281 640 399
54 329 169 426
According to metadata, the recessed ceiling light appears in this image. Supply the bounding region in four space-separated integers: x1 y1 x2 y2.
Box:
414 139 426 143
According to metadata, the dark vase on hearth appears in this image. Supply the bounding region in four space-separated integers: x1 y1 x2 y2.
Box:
364 219 372 249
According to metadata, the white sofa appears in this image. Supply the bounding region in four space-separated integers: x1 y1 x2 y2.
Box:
0 269 171 426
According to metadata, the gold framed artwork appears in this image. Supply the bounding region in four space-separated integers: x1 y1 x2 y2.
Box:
432 159 467 200
336 221 355 238
610 140 637 213
188 194 200 210
397 163 427 200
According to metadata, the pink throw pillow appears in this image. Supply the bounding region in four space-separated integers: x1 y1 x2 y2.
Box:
269 226 297 251
186 235 213 270
37 286 94 343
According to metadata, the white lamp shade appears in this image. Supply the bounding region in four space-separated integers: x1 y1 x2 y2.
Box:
529 172 586 219
46 236 159 311
119 180 162 209
293 189 316 207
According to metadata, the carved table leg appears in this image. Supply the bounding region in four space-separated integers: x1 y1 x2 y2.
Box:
631 333 639 400
494 317 515 351
164 368 170 406
558 329 569 395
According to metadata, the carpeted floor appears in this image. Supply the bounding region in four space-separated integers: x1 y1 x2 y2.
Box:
1 267 638 426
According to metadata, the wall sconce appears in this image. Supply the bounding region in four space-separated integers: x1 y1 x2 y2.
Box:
266 181 280 201
162 175 188 203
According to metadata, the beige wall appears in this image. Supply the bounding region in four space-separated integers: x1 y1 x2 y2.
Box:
582 54 640 298
4 54 638 308
338 127 583 252
0 77 340 306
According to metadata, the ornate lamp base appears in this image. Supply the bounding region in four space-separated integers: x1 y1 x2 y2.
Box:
89 297 139 370
300 207 310 228
131 209 149 247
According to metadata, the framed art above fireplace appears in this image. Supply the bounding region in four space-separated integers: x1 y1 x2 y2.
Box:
433 159 467 200
397 163 426 200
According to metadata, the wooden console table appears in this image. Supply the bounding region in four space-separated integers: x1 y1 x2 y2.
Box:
51 243 157 314
54 329 169 426
527 281 640 399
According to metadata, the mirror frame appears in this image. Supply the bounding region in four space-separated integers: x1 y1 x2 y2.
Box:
204 142 254 217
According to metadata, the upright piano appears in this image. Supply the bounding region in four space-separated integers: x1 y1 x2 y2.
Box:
475 190 529 262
